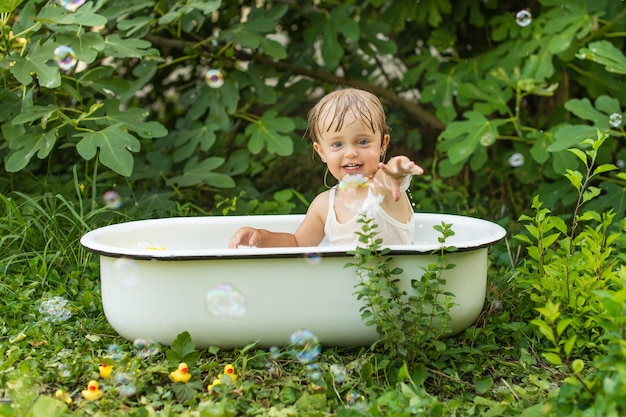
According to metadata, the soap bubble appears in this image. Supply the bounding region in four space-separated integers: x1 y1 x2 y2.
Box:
204 69 224 88
56 0 86 12
113 258 141 288
345 391 367 412
113 372 137 397
106 344 125 361
269 346 281 359
133 338 159 359
609 113 622 128
54 45 77 71
205 284 246 318
480 132 496 146
289 329 321 363
58 364 71 378
39 296 72 323
306 363 323 383
336 174 384 216
330 364 347 384
617 159 625 169
515 10 532 27
508 153 525 167
103 190 121 208
303 252 322 264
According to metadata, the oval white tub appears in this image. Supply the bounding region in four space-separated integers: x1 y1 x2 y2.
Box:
80 214 506 349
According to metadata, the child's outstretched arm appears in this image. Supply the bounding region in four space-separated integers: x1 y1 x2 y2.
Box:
378 156 424 201
228 193 328 248
228 227 298 248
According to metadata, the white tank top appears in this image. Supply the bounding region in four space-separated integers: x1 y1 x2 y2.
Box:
324 187 414 246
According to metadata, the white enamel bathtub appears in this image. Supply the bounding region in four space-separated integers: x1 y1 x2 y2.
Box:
80 214 506 348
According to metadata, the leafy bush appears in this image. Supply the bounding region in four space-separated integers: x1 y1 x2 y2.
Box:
0 0 623 219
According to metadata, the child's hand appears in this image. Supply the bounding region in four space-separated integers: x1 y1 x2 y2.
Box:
378 156 424 201
229 227 262 248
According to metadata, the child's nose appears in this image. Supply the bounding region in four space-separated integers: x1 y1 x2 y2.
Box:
344 145 358 157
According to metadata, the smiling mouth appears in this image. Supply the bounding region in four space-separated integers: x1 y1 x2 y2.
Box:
343 164 362 170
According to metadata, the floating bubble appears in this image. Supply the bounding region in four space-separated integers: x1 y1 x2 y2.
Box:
617 159 625 169
54 45 77 71
515 10 532 27
205 284 246 318
113 372 137 397
269 346 281 359
107 344 125 361
58 364 71 378
133 338 159 359
103 190 121 208
39 296 72 323
609 113 622 128
306 363 323 383
289 329 321 363
336 174 384 216
113 258 141 288
56 0 86 12
330 364 347 384
479 132 496 146
508 153 525 167
204 69 224 88
356 267 371 284
303 252 322 265
345 391 367 412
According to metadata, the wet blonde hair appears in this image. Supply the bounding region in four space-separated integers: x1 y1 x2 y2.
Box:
307 88 390 144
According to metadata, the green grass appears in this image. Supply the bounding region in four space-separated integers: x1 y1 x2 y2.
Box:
0 163 624 417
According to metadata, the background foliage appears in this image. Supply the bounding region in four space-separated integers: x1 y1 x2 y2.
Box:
0 0 625 416
0 0 623 219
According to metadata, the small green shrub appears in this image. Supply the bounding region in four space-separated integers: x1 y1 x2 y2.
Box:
348 215 456 364
514 131 626 415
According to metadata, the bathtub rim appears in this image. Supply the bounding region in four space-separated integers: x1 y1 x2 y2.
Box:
80 213 506 261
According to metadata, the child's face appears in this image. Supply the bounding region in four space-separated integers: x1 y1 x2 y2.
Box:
313 110 389 181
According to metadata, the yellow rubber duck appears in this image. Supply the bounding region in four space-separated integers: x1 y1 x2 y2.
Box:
99 363 112 378
170 362 191 383
220 364 237 383
207 364 237 391
54 389 72 404
81 380 104 401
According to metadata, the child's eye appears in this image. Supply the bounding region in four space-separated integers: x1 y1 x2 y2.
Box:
330 142 343 149
357 138 370 146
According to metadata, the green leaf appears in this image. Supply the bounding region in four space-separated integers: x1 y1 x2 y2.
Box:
567 148 588 166
440 111 507 164
577 40 626 74
104 34 153 58
582 186 601 204
245 109 295 156
475 377 494 394
564 169 583 192
5 129 57 172
592 163 618 177
75 125 141 176
0 0 23 13
11 105 57 125
40 1 107 26
167 156 235 188
9 40 61 88
32 395 67 417
95 101 167 139
56 32 105 63
173 122 218 162
571 359 584 375
166 331 200 364
542 352 562 366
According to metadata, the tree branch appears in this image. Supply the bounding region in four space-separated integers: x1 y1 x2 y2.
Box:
145 34 446 130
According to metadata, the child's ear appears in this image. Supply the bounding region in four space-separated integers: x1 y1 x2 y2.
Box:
313 142 326 162
380 134 390 160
